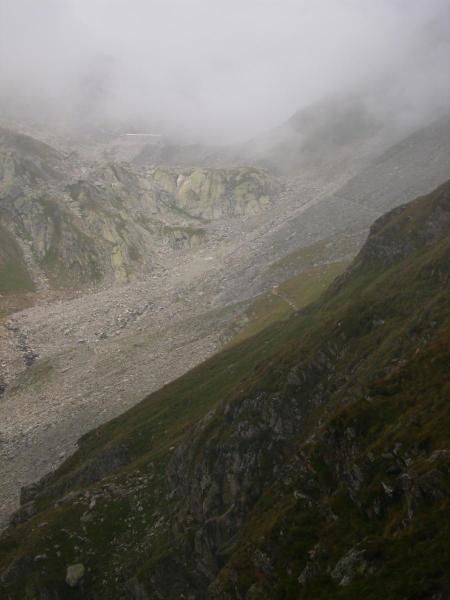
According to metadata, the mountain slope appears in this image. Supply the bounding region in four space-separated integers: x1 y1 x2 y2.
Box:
0 180 449 599
335 115 450 213
240 97 388 178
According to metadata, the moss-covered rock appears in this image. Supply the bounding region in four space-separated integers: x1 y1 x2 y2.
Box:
149 166 276 220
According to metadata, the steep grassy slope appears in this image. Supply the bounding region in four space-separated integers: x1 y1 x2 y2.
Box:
0 182 449 599
226 230 364 345
228 259 350 345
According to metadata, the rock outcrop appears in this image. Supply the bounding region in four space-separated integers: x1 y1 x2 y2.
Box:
0 129 277 292
150 166 274 219
65 563 85 588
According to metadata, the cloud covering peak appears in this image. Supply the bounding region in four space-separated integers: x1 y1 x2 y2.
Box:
1 0 449 142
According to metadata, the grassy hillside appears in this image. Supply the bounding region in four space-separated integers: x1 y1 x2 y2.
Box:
227 232 362 345
0 181 449 599
229 259 350 345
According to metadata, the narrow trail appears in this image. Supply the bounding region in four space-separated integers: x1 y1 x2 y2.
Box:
271 287 298 311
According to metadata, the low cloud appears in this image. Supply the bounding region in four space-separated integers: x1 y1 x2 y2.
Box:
1 0 449 142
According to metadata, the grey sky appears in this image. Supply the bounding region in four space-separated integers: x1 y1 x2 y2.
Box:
1 0 449 142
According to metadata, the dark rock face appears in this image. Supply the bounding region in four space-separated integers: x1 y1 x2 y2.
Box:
361 181 450 265
9 500 37 526
15 444 129 513
167 356 336 577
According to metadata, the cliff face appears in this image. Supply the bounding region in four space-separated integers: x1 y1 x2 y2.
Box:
1 181 449 599
150 166 273 219
0 129 277 291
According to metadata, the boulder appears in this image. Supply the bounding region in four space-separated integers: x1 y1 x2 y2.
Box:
65 563 85 588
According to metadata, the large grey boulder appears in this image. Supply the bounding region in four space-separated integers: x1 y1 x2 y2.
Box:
65 563 85 588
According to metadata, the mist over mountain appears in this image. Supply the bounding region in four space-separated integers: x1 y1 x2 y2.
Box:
1 1 450 143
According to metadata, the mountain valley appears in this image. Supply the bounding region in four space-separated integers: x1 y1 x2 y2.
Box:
0 169 449 599
2 3 450 598
0 109 449 537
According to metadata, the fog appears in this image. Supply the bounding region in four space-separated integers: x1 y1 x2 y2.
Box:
1 0 449 143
